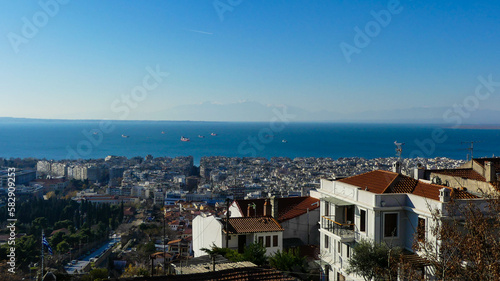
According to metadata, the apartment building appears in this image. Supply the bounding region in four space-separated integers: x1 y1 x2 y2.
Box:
317 168 480 281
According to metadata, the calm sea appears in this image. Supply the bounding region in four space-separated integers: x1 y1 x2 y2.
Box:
0 120 499 164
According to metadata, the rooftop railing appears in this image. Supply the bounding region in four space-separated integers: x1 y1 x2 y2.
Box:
321 216 355 240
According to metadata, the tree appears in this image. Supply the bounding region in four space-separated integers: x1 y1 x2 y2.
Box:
82 268 109 281
269 248 308 273
56 241 70 254
346 239 400 281
201 243 243 262
406 197 500 281
121 264 150 277
243 242 268 266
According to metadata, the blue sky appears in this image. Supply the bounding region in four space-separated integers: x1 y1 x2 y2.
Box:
1 0 500 121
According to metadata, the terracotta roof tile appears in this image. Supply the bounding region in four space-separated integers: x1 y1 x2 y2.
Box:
235 196 319 222
338 170 478 201
430 168 486 182
279 197 320 221
338 170 399 194
473 157 500 172
227 217 283 234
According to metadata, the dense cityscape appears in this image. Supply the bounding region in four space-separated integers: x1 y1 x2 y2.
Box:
1 154 485 280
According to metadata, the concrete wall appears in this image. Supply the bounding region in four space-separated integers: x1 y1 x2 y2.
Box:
192 215 223 257
281 208 320 245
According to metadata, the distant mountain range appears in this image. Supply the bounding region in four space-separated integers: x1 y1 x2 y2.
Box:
3 101 500 124
148 101 500 124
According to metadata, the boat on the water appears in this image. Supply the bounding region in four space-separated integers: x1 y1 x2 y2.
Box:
180 136 190 142
211 133 217 136
198 135 205 138
122 135 129 138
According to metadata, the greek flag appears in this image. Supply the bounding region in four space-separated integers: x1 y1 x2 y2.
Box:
42 235 53 255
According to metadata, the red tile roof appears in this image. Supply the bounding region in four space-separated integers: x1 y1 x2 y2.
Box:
338 170 398 194
338 170 478 201
227 217 284 234
430 168 486 182
234 196 319 222
473 157 500 172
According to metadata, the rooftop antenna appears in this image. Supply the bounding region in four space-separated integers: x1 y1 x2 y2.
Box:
394 141 405 162
461 141 480 161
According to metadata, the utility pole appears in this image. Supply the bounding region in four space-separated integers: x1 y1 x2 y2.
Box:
41 230 44 280
225 198 230 249
163 207 166 275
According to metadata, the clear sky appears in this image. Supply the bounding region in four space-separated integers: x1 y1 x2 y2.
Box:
1 0 500 121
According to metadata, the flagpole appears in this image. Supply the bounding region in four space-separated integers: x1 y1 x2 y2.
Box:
41 229 44 280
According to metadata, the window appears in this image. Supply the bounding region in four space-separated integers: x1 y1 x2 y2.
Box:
265 236 271 247
324 235 329 248
337 241 341 254
347 245 350 258
417 217 426 241
360 209 366 232
273 235 278 247
325 202 329 216
384 213 398 237
258 236 263 245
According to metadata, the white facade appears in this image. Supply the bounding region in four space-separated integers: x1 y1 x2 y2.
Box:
193 215 224 257
192 214 283 258
317 177 483 281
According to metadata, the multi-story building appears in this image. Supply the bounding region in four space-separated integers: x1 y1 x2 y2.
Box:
229 196 321 246
0 169 36 187
317 167 481 281
192 214 284 257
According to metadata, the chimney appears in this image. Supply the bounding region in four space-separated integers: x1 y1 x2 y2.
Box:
271 196 278 219
413 165 425 180
439 188 451 203
485 161 496 182
392 161 402 174
264 199 272 217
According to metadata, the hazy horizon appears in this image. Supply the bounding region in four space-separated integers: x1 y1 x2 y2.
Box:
2 1 500 122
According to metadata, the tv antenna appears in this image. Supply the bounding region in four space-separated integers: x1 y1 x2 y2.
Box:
461 141 480 161
394 141 405 161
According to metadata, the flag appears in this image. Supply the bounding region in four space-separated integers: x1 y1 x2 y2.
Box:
42 235 53 255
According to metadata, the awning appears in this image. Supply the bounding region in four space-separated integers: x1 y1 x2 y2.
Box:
323 196 353 206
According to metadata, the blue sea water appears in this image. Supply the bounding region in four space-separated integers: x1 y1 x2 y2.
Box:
0 120 499 164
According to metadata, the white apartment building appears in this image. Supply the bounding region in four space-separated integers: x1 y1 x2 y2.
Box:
192 214 283 257
318 168 481 281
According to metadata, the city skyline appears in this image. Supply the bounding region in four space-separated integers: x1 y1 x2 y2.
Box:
2 0 500 122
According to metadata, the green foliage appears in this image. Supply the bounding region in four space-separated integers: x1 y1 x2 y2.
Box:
269 248 308 273
201 243 243 262
50 231 67 247
139 241 157 256
54 219 73 229
122 264 150 277
81 268 109 281
56 241 70 254
243 242 268 266
346 240 401 281
201 242 267 265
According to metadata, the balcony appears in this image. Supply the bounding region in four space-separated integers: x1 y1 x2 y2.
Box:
321 216 355 242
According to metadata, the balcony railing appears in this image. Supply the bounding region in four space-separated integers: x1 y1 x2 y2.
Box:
321 216 355 240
